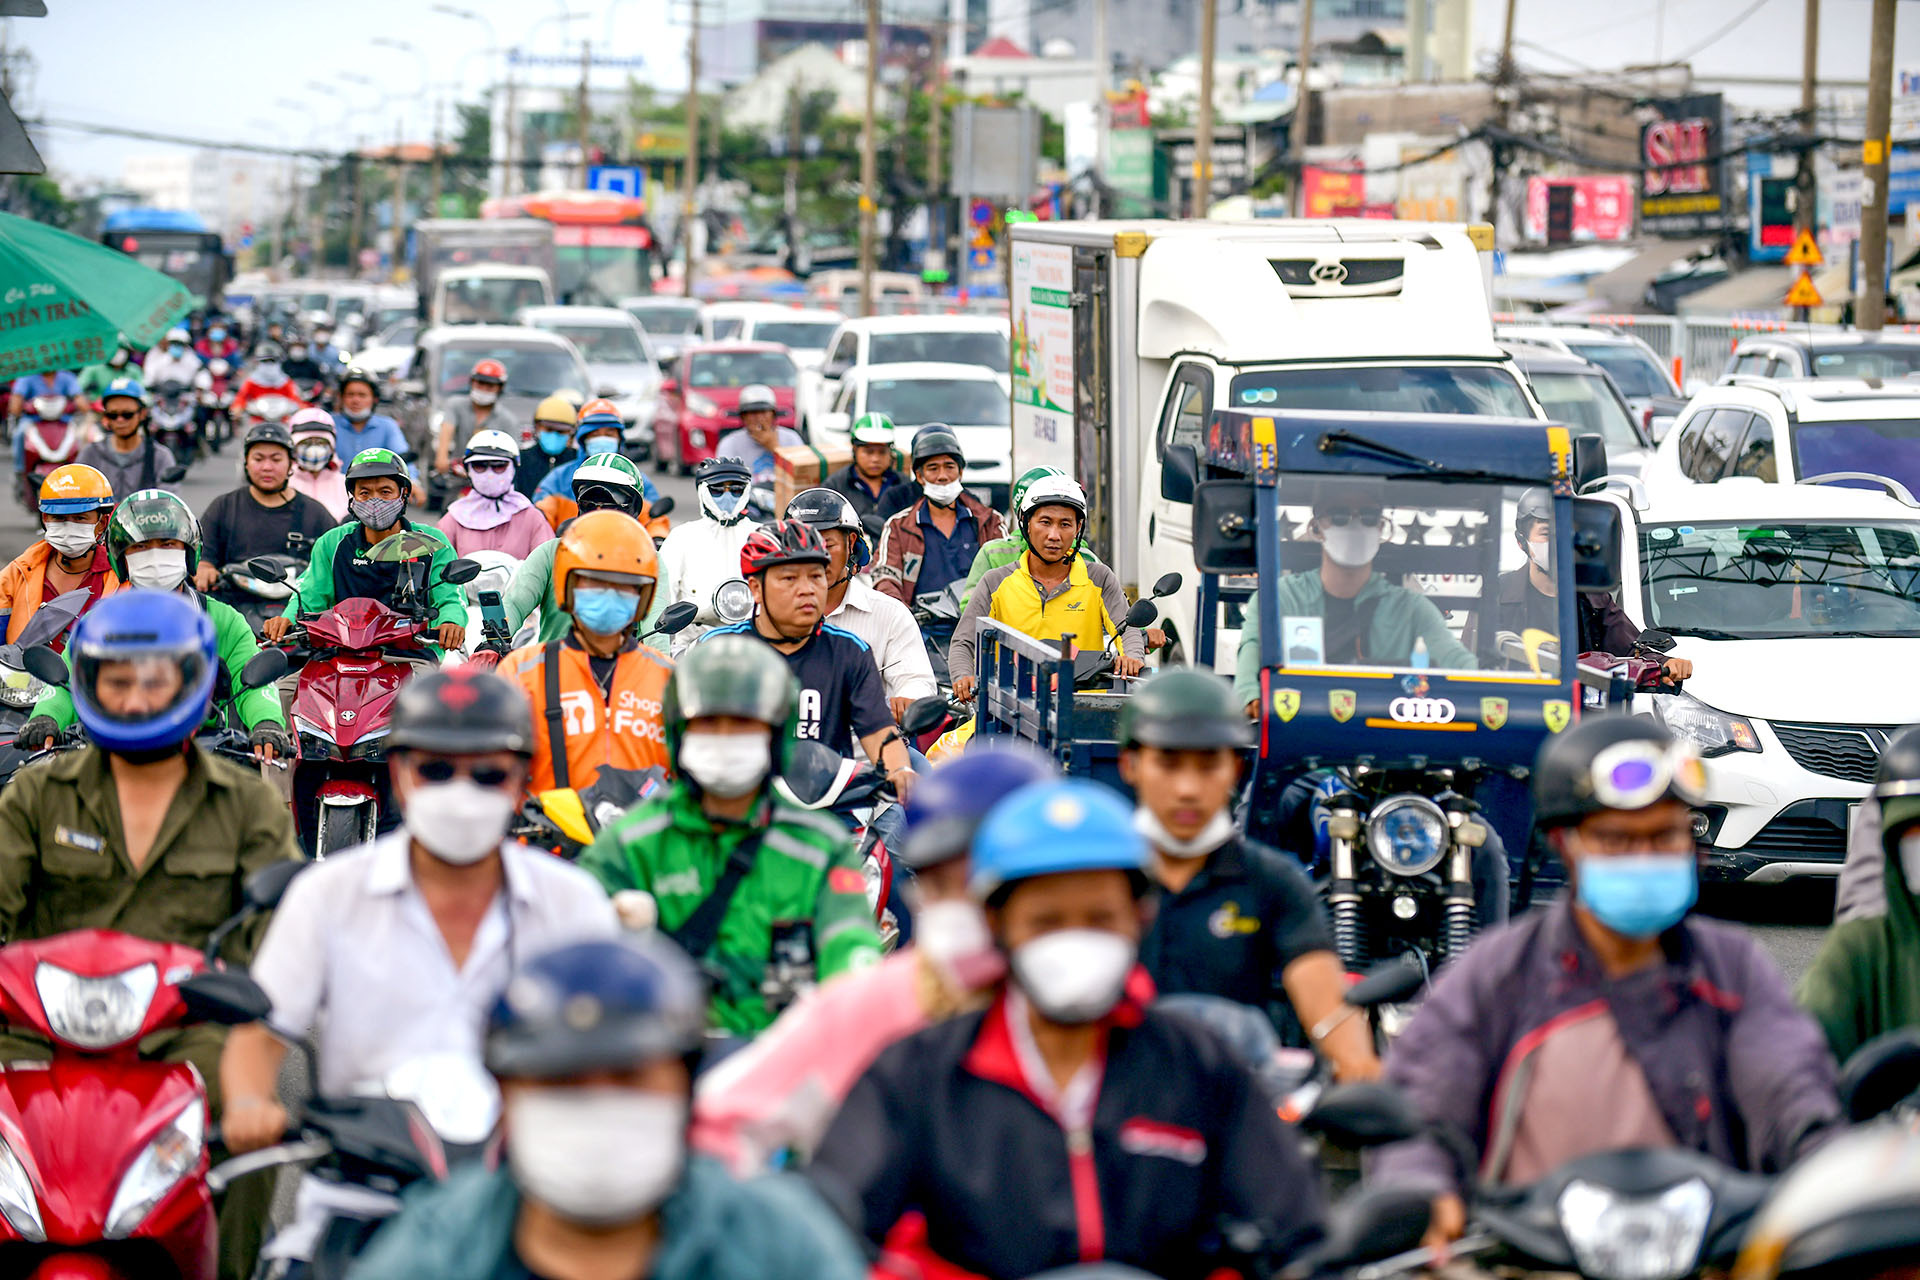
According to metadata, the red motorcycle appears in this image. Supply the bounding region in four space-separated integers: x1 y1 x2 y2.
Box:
13 394 83 512
0 927 268 1278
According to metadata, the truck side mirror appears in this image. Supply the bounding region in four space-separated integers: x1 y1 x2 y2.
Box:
1190 479 1256 574
1571 497 1623 593
1161 445 1199 505
1573 432 1609 490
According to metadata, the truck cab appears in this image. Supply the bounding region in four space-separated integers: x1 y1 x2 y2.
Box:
1007 220 1542 670
434 265 556 328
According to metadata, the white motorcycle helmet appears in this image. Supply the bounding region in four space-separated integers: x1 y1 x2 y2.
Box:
464 428 521 464
695 456 754 525
1019 474 1089 558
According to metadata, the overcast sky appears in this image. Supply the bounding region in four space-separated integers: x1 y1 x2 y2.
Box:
10 0 1920 185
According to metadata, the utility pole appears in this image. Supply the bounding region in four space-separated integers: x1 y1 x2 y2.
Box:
347 142 365 276
927 31 945 274
503 57 518 197
1193 0 1217 218
390 118 405 283
1485 0 1517 235
858 0 880 316
1862 0 1896 330
578 39 593 187
682 0 701 297
1093 0 1108 215
1795 0 1818 248
1287 0 1316 216
784 82 802 225
430 98 444 218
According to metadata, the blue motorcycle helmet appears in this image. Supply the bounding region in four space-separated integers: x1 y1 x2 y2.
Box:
486 933 708 1081
70 589 218 757
969 778 1151 905
901 743 1060 870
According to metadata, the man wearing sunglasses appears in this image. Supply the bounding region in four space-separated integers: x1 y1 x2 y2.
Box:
659 456 764 628
76 376 181 502
1234 480 1473 715
437 430 558 560
219 668 617 1275
1372 716 1840 1255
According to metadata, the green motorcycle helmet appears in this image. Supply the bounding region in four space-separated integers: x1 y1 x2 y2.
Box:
106 489 201 581
663 635 803 772
1009 465 1067 525
345 446 410 486
1118 667 1254 751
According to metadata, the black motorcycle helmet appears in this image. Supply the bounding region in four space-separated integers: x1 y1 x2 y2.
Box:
910 426 965 473
244 421 295 456
1118 668 1253 750
1875 724 1920 846
1514 487 1552 542
338 367 381 401
254 341 286 365
785 486 868 574
388 668 535 757
1532 714 1706 830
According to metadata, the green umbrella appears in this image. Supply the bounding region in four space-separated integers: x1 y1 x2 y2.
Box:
0 210 195 383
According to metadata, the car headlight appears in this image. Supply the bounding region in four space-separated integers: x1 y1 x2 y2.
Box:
104 1099 203 1239
0 1134 43 1242
1652 691 1759 757
1557 1176 1710 1280
34 962 159 1050
714 578 754 623
687 393 720 417
1365 795 1449 877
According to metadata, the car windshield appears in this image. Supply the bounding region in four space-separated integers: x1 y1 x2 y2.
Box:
1640 520 1920 639
1267 476 1560 676
1809 346 1920 378
1526 370 1647 453
754 320 839 350
1231 365 1536 418
1566 342 1674 399
629 304 700 335
374 319 417 347
551 324 648 363
442 277 549 325
866 377 1010 426
869 331 1009 373
688 350 797 388
440 346 586 398
1791 418 1920 495
710 317 745 340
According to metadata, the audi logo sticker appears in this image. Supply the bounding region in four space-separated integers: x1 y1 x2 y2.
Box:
1388 697 1457 725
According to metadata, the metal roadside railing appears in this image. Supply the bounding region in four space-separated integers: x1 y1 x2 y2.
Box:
1495 311 1881 387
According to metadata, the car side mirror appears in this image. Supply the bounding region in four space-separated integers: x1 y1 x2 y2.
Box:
1571 497 1623 593
177 969 272 1027
244 859 307 911
20 645 67 688
241 649 289 689
1190 479 1256 574
901 696 952 737
1161 444 1199 504
1572 432 1609 490
649 494 675 518
442 558 482 586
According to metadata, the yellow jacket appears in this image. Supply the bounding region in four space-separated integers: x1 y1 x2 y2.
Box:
947 551 1140 682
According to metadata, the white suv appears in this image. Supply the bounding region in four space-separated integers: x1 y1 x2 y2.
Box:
1596 478 1920 883
1644 378 1920 500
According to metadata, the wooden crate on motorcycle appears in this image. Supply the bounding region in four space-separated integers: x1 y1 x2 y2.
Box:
773 441 852 513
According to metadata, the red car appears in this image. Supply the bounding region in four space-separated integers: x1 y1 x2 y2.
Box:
655 341 800 475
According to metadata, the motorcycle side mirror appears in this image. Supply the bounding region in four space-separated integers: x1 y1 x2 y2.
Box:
245 859 308 911
1281 1183 1432 1279
1298 1082 1424 1148
1150 571 1183 598
861 513 884 542
1346 953 1427 1008
1636 627 1677 654
19 645 67 689
648 494 675 518
241 649 289 689
161 465 189 485
652 600 698 636
901 695 952 738
1841 1028 1920 1122
1123 598 1159 631
178 969 272 1026
442 558 482 586
245 556 293 583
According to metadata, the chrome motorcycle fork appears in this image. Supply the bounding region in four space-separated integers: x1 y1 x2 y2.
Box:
1326 805 1364 971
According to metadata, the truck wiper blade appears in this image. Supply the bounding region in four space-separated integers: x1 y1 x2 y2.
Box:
1663 625 1742 640
1318 430 1441 472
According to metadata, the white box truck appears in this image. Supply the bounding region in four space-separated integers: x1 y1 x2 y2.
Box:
1006 218 1538 667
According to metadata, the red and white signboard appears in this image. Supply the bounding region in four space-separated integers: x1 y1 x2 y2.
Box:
1523 176 1635 242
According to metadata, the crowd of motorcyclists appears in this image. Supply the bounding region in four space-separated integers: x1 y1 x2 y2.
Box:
0 302 1914 1280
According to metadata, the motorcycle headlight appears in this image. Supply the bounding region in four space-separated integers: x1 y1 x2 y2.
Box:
0 1133 43 1242
1365 795 1449 877
0 665 43 708
1556 1176 1711 1280
1652 691 1759 758
686 393 720 418
104 1099 203 1239
34 962 159 1050
714 578 754 623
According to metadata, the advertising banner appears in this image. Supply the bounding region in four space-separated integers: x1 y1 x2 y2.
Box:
1639 93 1729 235
1524 176 1634 242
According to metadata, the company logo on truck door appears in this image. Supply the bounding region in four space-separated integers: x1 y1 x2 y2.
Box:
1388 696 1457 724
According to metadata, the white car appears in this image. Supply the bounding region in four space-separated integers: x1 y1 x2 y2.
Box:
518 304 662 449
1601 478 1920 883
619 296 703 367
730 307 844 372
1644 377 1920 501
700 300 790 343
811 361 1013 506
802 314 1010 434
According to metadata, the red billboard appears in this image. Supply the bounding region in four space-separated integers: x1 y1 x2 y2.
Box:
1300 167 1365 218
1524 176 1635 243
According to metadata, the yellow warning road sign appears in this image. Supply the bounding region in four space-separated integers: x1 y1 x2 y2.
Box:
1785 271 1824 308
1784 229 1824 267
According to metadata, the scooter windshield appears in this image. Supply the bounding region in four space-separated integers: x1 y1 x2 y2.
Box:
362 530 443 565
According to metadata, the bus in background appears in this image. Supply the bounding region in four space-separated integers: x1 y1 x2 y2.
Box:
481 190 656 305
100 208 232 309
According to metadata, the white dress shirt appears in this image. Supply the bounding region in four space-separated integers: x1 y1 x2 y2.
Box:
828 576 937 703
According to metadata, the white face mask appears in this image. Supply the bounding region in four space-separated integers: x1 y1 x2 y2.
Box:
125 547 189 592
471 387 500 407
1134 806 1236 860
42 521 97 557
1900 831 1920 890
1009 928 1136 1025
403 779 515 865
678 731 771 797
1527 540 1551 571
1321 523 1382 569
914 899 994 982
507 1087 686 1226
923 479 964 506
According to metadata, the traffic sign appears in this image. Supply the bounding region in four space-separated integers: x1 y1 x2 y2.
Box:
1784 271 1823 308
239 235 253 249
969 247 995 271
587 165 646 199
1784 228 1824 267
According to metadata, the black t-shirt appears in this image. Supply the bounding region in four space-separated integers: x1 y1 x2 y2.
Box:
701 620 892 756
1139 836 1334 1027
516 446 576 499
199 487 339 585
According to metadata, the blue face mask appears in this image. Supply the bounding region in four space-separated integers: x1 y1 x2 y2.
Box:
572 586 640 635
169 344 186 357
538 430 573 456
1575 854 1697 939
209 329 226 341
582 434 619 456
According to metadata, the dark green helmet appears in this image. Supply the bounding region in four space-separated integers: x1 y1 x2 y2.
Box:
1876 724 1920 843
663 635 801 768
345 447 409 485
106 489 201 581
1118 668 1254 750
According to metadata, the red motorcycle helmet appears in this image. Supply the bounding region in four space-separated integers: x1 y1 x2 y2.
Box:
470 358 507 386
739 518 831 578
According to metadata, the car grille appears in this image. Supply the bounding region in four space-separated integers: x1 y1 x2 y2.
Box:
1735 800 1851 861
1771 722 1893 784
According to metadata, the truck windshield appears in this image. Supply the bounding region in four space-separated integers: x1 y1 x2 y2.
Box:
442 277 549 325
1640 520 1920 639
867 377 1010 426
550 324 648 364
1267 475 1557 676
1233 365 1535 419
440 346 586 398
1525 370 1647 454
627 304 701 336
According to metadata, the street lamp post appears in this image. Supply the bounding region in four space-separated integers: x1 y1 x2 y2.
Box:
434 5 503 195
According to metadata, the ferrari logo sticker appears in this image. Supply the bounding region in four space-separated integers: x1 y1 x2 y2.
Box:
1543 700 1572 733
1480 697 1508 731
1272 688 1301 723
1329 689 1356 723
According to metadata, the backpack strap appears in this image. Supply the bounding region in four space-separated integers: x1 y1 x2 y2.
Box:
669 830 767 960
541 639 570 792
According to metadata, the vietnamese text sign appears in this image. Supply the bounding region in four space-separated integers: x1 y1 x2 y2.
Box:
1524 176 1633 242
1639 93 1729 235
1009 238 1075 477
